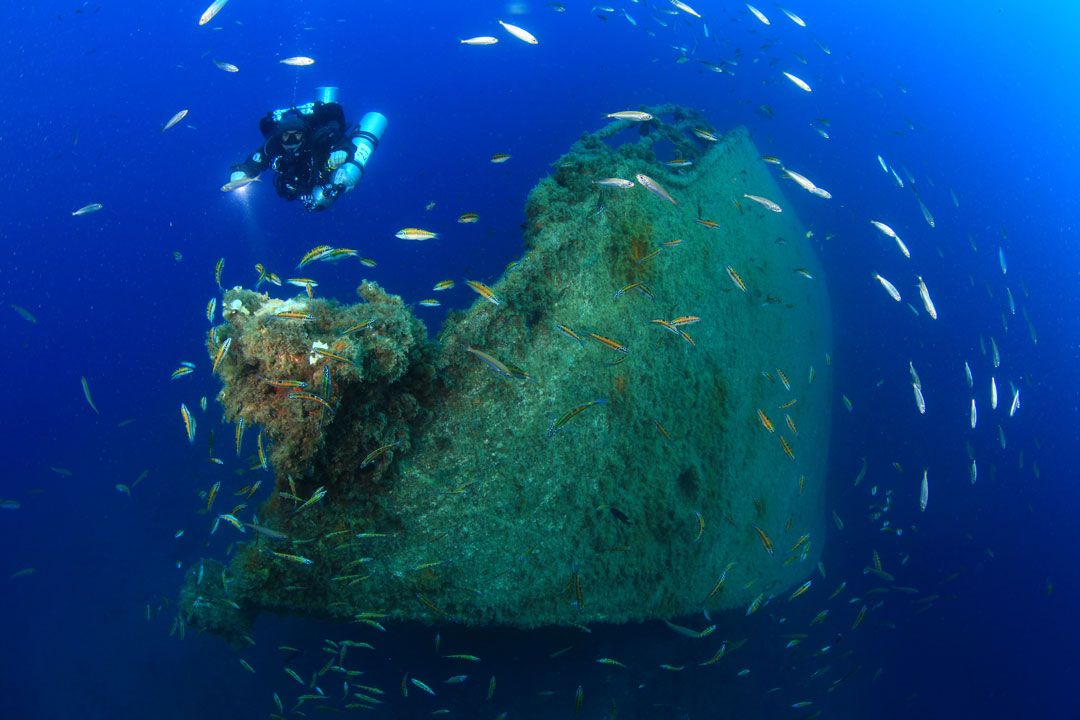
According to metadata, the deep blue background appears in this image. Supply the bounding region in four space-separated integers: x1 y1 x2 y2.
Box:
1 1 1076 717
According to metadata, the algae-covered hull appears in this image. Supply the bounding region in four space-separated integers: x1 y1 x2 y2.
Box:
182 106 832 641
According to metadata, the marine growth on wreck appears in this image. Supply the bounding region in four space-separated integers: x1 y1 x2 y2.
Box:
180 105 833 643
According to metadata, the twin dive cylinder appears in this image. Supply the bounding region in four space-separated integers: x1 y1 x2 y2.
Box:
329 111 386 192
318 84 386 193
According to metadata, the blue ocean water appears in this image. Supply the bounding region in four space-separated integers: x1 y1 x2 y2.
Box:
2 1 1076 717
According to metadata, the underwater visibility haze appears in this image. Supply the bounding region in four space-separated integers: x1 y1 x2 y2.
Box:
2 1 1078 718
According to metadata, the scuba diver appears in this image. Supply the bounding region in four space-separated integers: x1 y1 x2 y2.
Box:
227 87 387 212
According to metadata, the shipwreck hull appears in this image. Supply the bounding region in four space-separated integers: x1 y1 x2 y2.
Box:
182 106 832 641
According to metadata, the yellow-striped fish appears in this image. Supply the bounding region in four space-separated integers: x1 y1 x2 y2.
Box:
549 399 607 436
273 311 316 321
395 228 439 241
754 526 774 555
588 332 628 354
234 417 245 456
757 409 775 433
725 265 748 293
206 481 220 512
313 347 352 364
212 337 232 374
256 431 268 471
466 280 500 306
286 277 318 290
180 403 196 443
556 324 584 344
297 245 333 268
788 580 812 601
219 513 245 532
779 435 795 460
81 376 100 415
288 392 336 413
325 248 358 261
361 441 403 469
339 320 375 336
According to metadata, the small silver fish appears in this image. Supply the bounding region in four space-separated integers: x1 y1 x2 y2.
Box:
636 174 677 205
919 470 929 512
162 109 189 132
742 193 781 212
916 276 937 320
72 203 104 217
873 273 901 302
594 178 635 189
606 111 653 122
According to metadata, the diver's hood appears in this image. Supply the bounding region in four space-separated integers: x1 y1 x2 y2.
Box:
279 111 307 153
278 111 306 133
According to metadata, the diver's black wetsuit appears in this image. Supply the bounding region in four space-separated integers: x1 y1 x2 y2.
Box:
231 102 355 204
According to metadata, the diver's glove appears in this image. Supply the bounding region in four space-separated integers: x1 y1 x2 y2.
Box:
326 150 348 171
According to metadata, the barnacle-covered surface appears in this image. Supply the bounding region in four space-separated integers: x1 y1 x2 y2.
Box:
181 106 832 642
